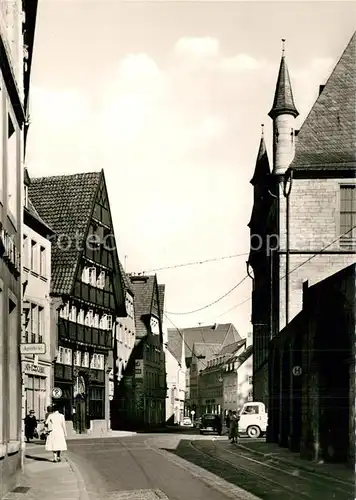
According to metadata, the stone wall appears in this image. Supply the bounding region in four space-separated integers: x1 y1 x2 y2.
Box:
278 178 356 331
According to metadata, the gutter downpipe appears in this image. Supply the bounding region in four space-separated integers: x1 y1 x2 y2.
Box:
283 169 293 327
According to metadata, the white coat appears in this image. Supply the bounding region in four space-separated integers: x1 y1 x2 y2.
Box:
45 411 67 451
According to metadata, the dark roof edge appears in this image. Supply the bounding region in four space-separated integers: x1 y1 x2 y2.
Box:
24 207 55 238
288 165 356 179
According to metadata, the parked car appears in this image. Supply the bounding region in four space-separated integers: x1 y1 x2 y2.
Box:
181 416 193 427
199 414 222 435
238 402 268 438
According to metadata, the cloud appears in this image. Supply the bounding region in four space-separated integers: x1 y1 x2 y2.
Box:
220 54 265 72
174 36 220 59
27 35 338 336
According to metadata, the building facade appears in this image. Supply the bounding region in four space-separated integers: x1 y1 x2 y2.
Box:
248 33 356 409
28 171 127 436
167 323 241 417
165 340 186 425
110 268 136 429
0 1 38 496
112 275 166 430
22 170 54 421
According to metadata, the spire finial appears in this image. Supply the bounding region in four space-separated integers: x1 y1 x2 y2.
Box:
282 38 286 56
261 123 264 137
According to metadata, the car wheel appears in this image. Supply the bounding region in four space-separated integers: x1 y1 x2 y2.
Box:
247 425 261 438
200 430 203 435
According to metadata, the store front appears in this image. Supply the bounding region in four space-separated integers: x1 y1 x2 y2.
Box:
24 361 51 422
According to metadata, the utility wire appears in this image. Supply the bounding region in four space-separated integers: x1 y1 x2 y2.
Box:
164 275 249 315
143 252 249 273
217 224 356 318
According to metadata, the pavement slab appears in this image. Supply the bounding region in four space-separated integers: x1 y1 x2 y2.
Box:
2 444 84 500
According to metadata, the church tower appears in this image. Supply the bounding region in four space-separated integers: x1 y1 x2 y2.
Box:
268 39 299 176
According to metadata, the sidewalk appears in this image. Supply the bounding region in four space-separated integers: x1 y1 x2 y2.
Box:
236 440 354 484
2 443 88 500
66 429 136 440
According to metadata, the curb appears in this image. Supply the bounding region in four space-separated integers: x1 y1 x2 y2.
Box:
65 453 91 500
145 440 261 500
235 443 354 484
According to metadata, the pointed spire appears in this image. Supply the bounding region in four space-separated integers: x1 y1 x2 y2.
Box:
268 39 299 119
250 124 271 185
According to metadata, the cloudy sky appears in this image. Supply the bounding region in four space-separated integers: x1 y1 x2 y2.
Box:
26 1 356 337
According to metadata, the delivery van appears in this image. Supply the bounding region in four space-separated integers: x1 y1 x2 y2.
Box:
238 402 268 438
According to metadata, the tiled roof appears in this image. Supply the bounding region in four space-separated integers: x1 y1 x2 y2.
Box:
28 171 102 295
193 342 222 358
118 259 133 295
129 275 156 338
25 198 54 235
290 31 356 170
167 323 240 363
219 339 246 356
268 54 299 119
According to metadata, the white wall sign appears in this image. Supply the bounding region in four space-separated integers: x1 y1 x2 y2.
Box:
24 363 45 375
292 366 302 376
20 343 46 355
52 387 63 399
135 359 144 378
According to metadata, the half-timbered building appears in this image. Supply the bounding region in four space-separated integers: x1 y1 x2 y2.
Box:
28 170 127 435
111 274 166 430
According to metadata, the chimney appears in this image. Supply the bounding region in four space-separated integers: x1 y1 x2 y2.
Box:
319 85 325 95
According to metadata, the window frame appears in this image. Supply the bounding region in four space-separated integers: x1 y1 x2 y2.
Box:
339 184 356 247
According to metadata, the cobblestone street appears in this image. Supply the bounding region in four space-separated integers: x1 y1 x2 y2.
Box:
7 434 354 500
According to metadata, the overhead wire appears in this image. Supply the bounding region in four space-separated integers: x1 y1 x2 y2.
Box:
142 252 249 273
164 274 249 315
217 224 356 318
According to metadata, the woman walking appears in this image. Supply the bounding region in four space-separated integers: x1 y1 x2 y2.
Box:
45 404 67 462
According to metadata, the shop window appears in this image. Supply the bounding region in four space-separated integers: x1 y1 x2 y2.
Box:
26 376 46 421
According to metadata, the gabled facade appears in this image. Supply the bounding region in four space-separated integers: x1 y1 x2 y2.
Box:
22 170 55 422
28 171 127 435
0 1 38 496
198 339 249 416
111 274 166 430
